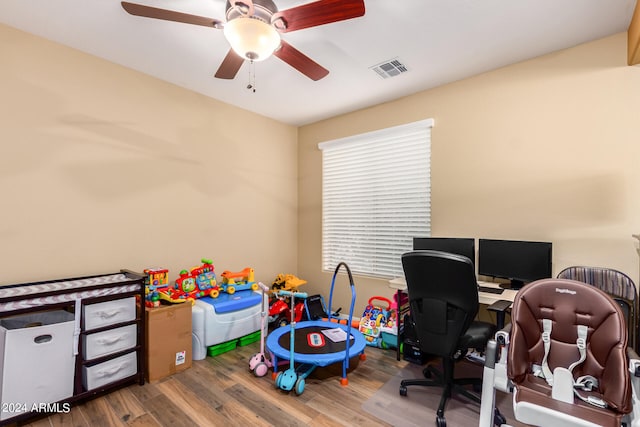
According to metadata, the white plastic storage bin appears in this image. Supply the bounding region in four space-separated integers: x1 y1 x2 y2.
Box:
83 324 137 360
83 296 136 330
191 291 264 361
0 310 75 421
83 351 137 391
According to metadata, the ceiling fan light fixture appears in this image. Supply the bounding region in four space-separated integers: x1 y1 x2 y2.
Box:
223 17 281 61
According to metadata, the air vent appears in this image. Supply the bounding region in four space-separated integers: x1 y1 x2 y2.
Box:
370 58 408 79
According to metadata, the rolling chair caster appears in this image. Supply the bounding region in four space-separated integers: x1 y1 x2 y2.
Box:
423 367 432 378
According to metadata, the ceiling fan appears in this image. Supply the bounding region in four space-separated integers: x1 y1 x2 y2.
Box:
120 0 366 81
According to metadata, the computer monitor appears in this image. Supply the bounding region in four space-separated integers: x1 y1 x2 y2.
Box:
478 239 552 289
412 237 475 265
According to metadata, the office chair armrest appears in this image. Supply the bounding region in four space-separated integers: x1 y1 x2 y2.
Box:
487 299 512 313
487 299 512 329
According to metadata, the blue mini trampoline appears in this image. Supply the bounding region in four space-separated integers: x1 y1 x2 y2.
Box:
266 263 366 394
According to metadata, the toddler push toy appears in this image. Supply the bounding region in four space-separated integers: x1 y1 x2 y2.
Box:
358 296 392 347
249 282 274 377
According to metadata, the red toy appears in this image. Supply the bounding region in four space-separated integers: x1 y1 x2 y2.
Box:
268 295 306 328
161 259 220 304
267 273 307 327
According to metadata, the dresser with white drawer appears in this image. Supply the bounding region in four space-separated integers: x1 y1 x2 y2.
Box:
0 270 146 425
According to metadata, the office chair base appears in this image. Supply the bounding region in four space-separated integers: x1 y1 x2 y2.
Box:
399 364 483 427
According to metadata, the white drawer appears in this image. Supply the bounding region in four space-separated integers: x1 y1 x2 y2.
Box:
83 297 136 330
83 351 137 391
83 324 137 360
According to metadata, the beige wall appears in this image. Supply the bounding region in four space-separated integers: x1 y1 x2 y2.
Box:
3 24 640 319
0 24 299 285
298 32 640 316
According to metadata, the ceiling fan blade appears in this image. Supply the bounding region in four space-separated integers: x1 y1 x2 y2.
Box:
214 49 245 79
121 2 223 28
273 40 329 81
271 0 365 33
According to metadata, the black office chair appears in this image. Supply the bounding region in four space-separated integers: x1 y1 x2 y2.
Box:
399 250 496 427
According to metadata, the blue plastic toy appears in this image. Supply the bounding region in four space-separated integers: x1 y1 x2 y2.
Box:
274 289 308 394
267 263 367 395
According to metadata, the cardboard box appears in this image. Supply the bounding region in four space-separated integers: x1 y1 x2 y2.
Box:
145 302 192 382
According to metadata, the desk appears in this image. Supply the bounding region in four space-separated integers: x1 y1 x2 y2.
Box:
388 277 518 360
389 277 517 305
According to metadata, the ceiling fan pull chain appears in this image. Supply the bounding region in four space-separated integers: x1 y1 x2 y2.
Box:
247 60 256 93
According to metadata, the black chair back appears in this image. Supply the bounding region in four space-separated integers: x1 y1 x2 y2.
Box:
402 250 479 358
557 266 638 352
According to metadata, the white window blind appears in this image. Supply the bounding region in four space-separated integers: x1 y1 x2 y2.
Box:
318 119 433 279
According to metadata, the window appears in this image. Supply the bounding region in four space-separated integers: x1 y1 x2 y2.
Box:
318 119 433 278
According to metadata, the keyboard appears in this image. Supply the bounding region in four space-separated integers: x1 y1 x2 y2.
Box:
478 286 504 295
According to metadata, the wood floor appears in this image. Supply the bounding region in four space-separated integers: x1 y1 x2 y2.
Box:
13 341 409 427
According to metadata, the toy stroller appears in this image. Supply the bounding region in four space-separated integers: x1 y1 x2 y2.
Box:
274 289 308 395
249 282 273 377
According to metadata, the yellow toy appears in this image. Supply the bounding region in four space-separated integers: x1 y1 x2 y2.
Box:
220 267 259 294
271 274 307 292
143 268 170 307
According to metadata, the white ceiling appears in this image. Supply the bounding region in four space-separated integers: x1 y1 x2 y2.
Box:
1 0 637 126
